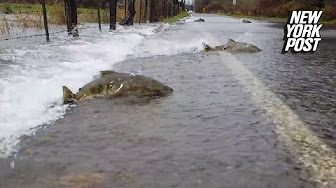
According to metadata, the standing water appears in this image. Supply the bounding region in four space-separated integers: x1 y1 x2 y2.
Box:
0 14 336 188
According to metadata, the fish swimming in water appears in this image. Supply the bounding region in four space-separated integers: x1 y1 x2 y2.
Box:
194 18 205 22
203 38 261 53
63 71 173 104
242 19 252 23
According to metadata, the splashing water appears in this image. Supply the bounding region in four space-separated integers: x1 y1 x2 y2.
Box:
0 23 207 156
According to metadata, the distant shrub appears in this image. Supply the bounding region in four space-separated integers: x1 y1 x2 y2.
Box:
205 3 224 13
48 3 66 25
4 4 13 14
322 3 336 21
273 1 306 17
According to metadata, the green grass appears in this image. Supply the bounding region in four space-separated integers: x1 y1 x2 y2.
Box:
0 3 40 13
0 3 106 14
320 20 336 28
163 12 189 23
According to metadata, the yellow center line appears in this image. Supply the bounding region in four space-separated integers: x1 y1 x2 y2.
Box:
221 53 336 186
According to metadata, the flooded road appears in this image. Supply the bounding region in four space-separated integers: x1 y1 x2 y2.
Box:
0 14 335 187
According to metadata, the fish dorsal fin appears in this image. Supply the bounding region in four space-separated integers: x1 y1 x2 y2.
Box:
202 42 212 51
100 70 115 77
228 38 235 43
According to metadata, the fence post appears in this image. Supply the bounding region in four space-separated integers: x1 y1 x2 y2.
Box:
161 0 165 18
168 2 171 17
182 0 185 11
109 0 117 30
70 0 78 36
144 0 148 23
139 0 142 24
65 0 70 33
177 0 179 14
128 0 136 25
97 0 102 32
171 0 175 16
124 0 127 16
65 0 78 36
41 0 49 42
149 0 156 23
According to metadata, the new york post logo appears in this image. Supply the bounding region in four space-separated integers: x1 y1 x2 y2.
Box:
282 11 323 54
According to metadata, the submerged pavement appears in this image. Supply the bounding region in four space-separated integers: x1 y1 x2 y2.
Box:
0 14 335 188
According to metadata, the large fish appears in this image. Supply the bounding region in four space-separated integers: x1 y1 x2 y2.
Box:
63 71 173 104
203 38 261 53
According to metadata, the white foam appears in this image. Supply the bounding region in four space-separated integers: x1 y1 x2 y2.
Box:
0 23 207 156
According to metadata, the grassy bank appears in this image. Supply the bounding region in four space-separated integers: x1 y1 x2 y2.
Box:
163 12 189 23
0 3 107 15
320 20 336 28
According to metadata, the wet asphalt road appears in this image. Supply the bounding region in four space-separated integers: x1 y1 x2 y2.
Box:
1 14 335 188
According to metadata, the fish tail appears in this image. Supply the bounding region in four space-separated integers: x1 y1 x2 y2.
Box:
63 86 76 104
202 42 212 51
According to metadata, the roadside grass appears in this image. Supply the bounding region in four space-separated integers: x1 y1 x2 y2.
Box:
163 12 189 23
0 3 108 15
0 3 40 13
0 3 112 33
320 20 336 28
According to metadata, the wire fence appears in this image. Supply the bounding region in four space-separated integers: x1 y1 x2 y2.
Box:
0 25 103 42
0 0 185 42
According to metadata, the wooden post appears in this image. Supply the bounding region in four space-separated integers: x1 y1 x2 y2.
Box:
177 0 179 14
168 2 171 17
109 0 117 30
182 0 185 11
171 0 175 16
41 0 49 42
70 0 78 36
156 0 159 20
97 0 102 32
144 0 148 23
127 0 136 25
139 0 142 24
65 0 78 36
164 0 168 18
65 0 70 33
124 0 127 16
161 0 165 18
149 0 156 22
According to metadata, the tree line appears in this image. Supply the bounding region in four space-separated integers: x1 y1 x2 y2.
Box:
194 0 335 21
0 0 110 7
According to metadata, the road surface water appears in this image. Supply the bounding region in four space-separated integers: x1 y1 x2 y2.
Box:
0 14 335 188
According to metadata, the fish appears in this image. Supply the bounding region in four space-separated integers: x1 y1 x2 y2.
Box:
242 19 252 23
203 38 261 53
63 71 173 104
194 18 205 22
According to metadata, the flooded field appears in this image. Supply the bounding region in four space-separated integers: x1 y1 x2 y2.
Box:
0 14 335 187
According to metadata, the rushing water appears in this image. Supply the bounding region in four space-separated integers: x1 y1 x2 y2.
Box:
0 14 335 188
0 22 206 156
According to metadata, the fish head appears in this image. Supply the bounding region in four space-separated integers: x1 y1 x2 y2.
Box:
130 76 173 96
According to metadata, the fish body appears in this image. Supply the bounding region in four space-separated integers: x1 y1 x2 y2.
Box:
242 19 252 23
203 39 261 53
63 71 173 104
